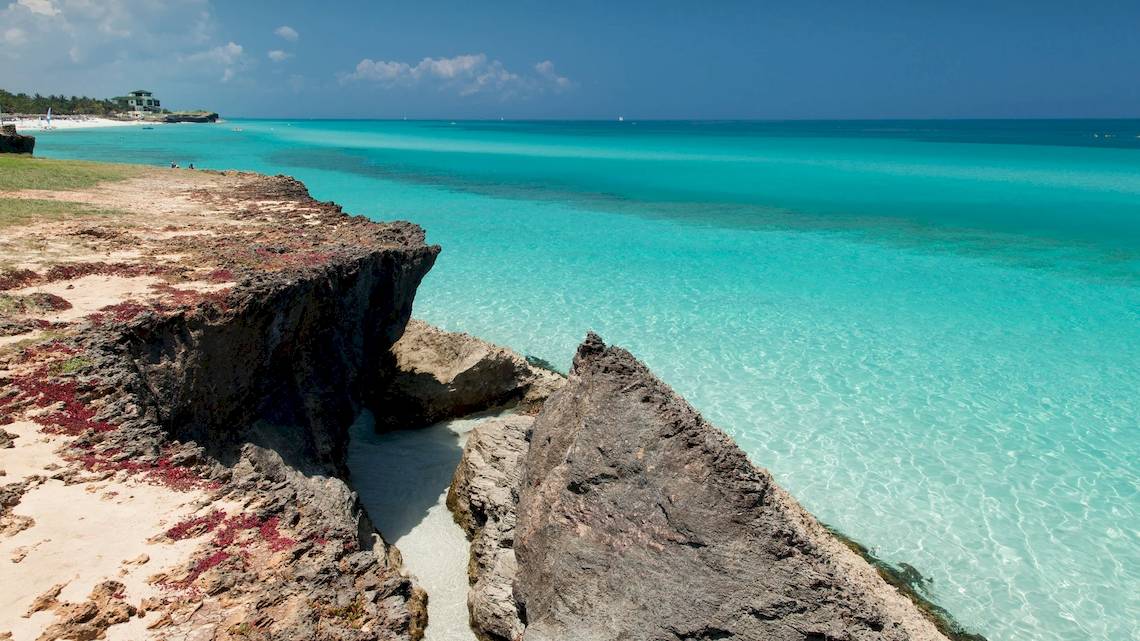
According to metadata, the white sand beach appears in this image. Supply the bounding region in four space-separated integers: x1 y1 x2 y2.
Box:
5 117 148 132
0 419 218 641
347 410 485 641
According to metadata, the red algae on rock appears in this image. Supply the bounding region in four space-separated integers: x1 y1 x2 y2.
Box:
166 510 227 541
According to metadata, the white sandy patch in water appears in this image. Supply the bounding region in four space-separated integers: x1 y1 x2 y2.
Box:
348 411 495 641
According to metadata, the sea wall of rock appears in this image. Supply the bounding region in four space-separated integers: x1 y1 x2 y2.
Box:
0 169 444 638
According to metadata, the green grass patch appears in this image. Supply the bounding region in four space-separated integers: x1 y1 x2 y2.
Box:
54 356 94 374
0 155 141 191
0 198 128 228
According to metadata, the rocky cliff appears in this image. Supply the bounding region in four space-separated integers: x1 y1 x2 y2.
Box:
511 333 951 641
1 168 439 640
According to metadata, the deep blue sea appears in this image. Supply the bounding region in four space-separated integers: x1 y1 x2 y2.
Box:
31 119 1140 641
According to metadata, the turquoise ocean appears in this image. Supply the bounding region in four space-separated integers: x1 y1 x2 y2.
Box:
32 120 1139 641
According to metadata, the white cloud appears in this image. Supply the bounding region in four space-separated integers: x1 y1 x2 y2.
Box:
0 0 220 82
187 41 243 65
183 41 247 81
274 25 298 42
534 60 573 91
340 53 574 98
349 59 410 82
17 0 59 17
267 49 292 62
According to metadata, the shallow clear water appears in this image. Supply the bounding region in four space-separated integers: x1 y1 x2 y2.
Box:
34 119 1140 641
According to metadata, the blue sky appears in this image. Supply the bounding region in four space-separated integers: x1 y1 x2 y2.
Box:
2 0 1138 119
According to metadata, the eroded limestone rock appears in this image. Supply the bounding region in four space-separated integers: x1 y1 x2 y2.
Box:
448 415 531 641
32 581 137 641
515 333 951 641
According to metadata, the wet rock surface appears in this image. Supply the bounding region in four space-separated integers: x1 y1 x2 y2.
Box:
514 333 950 641
375 320 563 432
448 415 532 641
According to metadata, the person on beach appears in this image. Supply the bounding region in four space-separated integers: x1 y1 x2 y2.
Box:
189 163 195 170
170 161 178 169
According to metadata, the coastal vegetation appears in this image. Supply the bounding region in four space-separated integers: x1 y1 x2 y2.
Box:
0 89 122 116
0 198 127 229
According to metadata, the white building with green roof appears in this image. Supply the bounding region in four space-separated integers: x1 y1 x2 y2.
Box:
118 90 161 113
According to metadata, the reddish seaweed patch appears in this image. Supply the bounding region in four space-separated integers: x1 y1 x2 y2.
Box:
160 510 298 591
73 450 219 492
211 513 297 553
259 516 298 552
207 268 234 283
0 268 40 291
167 510 227 540
4 373 115 435
252 246 337 270
150 283 233 311
87 301 153 325
43 262 169 283
180 550 232 587
19 341 80 360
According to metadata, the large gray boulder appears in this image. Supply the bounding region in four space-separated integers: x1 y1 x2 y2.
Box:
515 333 950 641
375 320 563 431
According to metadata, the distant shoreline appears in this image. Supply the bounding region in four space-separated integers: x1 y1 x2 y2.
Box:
5 116 148 132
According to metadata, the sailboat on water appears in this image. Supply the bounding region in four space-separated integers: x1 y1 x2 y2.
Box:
43 107 55 130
